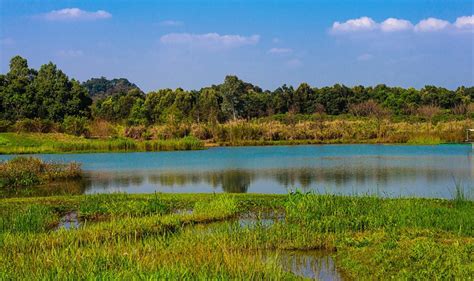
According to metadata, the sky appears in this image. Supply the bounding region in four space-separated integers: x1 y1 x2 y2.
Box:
0 0 473 92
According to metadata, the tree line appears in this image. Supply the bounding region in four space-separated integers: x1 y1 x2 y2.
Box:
1 56 473 127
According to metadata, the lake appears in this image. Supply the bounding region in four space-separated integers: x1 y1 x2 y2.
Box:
1 144 472 198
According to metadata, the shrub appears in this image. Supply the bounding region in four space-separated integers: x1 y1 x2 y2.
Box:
416 105 442 123
89 120 117 138
124 126 147 140
14 118 57 133
349 100 390 118
0 120 12 132
62 116 90 136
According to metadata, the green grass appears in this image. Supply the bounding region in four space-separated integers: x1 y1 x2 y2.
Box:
0 193 472 279
0 133 204 154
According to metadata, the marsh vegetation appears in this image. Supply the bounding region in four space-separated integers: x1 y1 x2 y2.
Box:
0 156 81 188
0 193 472 279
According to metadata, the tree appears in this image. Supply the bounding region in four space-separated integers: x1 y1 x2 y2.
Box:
220 75 246 120
196 88 222 123
82 77 142 100
272 85 294 114
294 83 314 114
1 56 37 120
33 62 91 121
316 84 351 115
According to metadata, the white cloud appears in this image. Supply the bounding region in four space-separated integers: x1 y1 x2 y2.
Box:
331 15 474 34
160 33 260 49
357 53 374 61
380 18 413 32
454 15 474 29
57 49 84 57
331 17 378 32
42 8 111 21
159 20 184 27
268 48 293 54
414 18 450 32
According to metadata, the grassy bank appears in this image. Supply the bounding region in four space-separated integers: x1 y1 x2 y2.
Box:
0 157 82 188
0 193 472 279
0 133 204 154
1 118 472 154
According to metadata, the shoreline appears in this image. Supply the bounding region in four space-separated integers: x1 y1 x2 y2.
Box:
0 132 470 155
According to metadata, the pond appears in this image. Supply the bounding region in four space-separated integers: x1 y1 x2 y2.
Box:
1 144 472 198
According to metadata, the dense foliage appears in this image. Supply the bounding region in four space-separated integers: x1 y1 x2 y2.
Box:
0 56 92 122
82 77 142 101
1 56 473 128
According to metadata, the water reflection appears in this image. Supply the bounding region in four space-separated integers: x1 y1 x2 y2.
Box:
1 145 472 199
77 162 472 198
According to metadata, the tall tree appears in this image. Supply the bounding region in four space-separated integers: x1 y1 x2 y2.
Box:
1 56 37 120
220 75 246 120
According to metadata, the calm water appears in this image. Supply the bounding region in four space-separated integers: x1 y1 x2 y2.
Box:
1 145 472 198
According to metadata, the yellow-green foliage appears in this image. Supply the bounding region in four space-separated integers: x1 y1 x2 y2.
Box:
156 119 473 145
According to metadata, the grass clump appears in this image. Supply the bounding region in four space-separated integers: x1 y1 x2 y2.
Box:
0 157 82 188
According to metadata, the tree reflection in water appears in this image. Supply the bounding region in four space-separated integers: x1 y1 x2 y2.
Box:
6 164 470 198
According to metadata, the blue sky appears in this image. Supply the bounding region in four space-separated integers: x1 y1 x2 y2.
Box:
1 0 473 91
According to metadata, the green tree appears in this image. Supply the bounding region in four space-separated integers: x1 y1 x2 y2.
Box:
196 88 222 123
220 75 246 120
1 56 37 120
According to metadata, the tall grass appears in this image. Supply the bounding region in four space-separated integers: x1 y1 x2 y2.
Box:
0 133 204 154
0 157 82 188
0 118 471 155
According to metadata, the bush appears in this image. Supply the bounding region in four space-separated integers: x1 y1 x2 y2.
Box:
0 120 12 132
62 116 90 136
89 120 117 138
349 100 390 118
416 105 442 122
14 118 57 133
124 126 147 140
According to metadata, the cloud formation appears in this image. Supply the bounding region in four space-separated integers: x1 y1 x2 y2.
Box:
159 20 184 27
331 15 473 34
268 48 293 54
41 8 111 21
160 33 260 49
414 18 450 32
454 15 474 29
380 18 413 32
332 17 377 32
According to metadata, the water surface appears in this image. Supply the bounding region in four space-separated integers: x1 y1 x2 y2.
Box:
1 145 472 198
